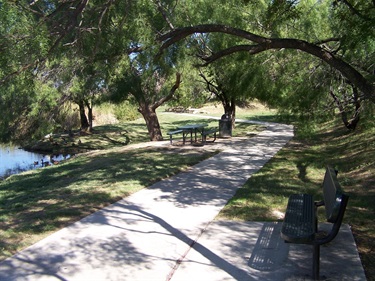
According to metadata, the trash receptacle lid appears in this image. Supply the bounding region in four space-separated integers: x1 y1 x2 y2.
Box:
221 114 230 120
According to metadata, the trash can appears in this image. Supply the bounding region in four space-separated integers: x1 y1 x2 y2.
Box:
219 114 232 138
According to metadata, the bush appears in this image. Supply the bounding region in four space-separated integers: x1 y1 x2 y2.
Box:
113 100 140 121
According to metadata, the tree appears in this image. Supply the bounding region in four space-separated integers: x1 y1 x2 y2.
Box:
48 55 110 132
149 0 374 129
109 51 182 141
0 1 53 142
2 0 373 142
199 68 236 122
136 71 181 141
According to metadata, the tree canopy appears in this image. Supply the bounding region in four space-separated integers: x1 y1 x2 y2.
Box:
0 0 374 142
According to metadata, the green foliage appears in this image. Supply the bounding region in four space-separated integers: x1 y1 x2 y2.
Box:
169 63 208 108
330 1 375 88
360 102 375 130
263 0 301 36
113 100 140 121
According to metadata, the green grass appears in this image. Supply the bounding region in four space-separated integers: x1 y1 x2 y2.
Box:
218 117 375 280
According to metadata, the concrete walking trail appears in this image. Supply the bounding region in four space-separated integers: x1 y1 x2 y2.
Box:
0 122 366 280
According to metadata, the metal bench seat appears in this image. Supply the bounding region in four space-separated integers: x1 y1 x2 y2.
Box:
167 129 186 144
281 194 316 243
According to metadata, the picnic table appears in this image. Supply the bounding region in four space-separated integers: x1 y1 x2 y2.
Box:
177 123 208 144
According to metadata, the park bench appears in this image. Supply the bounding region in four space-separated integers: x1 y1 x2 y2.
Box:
201 127 219 144
280 166 349 280
167 129 186 144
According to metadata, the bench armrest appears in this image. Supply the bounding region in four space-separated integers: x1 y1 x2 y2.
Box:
313 194 349 245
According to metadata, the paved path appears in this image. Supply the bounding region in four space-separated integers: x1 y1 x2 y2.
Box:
0 122 366 280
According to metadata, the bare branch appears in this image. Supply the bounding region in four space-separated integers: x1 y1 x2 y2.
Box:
158 24 267 52
152 72 181 110
153 0 174 30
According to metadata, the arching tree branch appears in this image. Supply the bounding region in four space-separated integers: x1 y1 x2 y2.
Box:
157 24 375 103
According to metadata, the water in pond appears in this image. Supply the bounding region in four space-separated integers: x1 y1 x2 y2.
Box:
0 145 71 179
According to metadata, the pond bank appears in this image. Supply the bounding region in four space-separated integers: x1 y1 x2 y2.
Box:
0 145 72 179
1 128 132 179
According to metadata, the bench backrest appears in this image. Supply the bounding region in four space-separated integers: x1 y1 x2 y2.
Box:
322 166 348 223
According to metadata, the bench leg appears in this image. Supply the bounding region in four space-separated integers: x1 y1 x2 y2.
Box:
169 135 173 145
313 244 320 280
202 132 217 145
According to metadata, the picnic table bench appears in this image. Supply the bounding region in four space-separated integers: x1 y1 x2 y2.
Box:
280 166 349 280
201 127 218 144
167 129 186 145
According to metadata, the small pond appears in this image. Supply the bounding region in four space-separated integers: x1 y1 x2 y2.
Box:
0 144 71 179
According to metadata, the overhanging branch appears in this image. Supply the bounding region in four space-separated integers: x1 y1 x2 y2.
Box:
157 24 375 103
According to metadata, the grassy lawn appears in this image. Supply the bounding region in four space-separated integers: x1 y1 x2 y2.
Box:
218 117 375 280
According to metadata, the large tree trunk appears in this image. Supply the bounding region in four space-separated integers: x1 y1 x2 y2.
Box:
84 100 93 132
78 100 90 131
134 72 181 141
139 105 163 141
